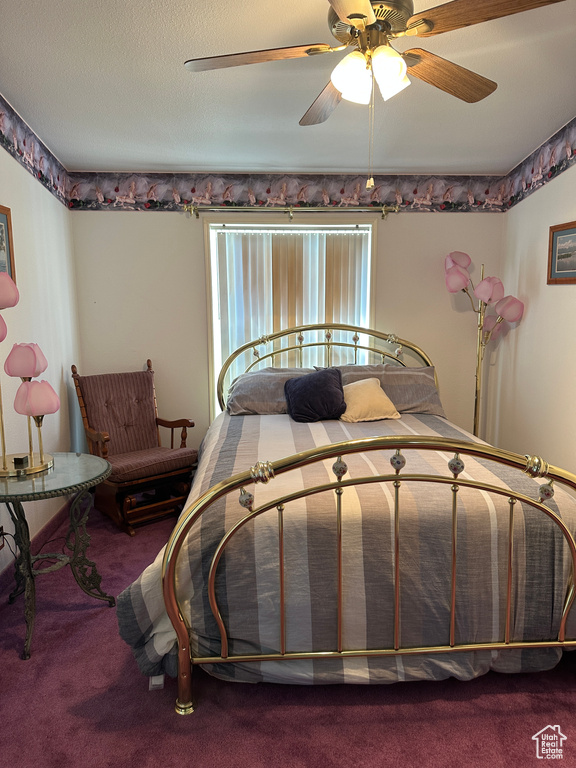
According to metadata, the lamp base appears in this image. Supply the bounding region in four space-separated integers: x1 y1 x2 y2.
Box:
0 453 54 477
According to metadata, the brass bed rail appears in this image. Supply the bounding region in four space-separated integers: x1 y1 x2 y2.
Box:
162 435 576 715
217 323 435 411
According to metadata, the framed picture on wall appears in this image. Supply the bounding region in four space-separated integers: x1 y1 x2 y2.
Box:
0 205 16 282
548 220 576 284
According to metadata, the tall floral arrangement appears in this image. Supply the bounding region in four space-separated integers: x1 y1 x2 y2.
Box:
444 252 524 435
445 251 524 336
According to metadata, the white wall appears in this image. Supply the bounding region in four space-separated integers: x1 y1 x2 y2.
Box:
0 151 79 574
70 211 211 446
373 212 504 432
489 165 576 467
72 209 505 440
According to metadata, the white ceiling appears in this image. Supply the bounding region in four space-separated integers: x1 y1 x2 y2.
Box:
1 0 575 176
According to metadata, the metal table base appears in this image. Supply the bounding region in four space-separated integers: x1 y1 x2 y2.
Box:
1 453 115 658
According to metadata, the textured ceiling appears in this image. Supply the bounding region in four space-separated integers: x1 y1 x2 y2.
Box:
0 0 575 176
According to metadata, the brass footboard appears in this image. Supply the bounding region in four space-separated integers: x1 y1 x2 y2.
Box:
162 436 576 715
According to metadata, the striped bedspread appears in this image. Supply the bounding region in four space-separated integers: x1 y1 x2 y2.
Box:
117 412 576 684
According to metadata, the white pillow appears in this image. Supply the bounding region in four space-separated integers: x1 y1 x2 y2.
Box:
340 378 401 423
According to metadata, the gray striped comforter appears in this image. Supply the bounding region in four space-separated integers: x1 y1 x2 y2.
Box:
117 412 576 684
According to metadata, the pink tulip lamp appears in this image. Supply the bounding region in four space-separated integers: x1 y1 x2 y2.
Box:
444 252 524 436
0 273 60 476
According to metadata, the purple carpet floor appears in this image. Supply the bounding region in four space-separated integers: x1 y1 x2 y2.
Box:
1 504 576 768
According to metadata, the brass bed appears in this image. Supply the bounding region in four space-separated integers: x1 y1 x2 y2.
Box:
116 324 576 715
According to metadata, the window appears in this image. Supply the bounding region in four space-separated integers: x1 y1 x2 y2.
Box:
208 223 374 411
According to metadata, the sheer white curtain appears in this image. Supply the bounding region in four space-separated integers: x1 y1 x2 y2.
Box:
209 224 373 393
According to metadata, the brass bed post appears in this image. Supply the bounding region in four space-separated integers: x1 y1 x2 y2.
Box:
336 485 343 653
162 540 195 716
393 478 401 651
332 455 348 654
278 504 286 656
505 498 516 645
450 483 459 648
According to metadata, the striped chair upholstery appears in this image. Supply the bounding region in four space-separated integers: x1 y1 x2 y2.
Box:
72 361 197 535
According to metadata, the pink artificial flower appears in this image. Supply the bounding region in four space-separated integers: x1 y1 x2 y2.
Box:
474 276 505 305
14 380 60 417
0 273 19 310
4 343 48 378
495 295 524 323
0 314 7 343
445 265 470 293
445 251 472 271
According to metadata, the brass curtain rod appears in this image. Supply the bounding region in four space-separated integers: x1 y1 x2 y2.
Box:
182 204 400 221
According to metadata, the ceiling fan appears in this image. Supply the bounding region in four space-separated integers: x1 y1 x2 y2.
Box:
184 0 566 126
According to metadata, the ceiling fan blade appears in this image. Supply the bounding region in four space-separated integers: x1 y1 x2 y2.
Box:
184 44 332 72
406 0 566 37
404 48 497 103
300 82 343 126
328 0 376 28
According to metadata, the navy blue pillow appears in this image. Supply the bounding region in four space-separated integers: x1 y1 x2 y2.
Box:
284 368 347 423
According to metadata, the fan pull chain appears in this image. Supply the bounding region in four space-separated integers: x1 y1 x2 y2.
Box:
366 74 375 190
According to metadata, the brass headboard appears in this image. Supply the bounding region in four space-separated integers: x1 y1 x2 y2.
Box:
217 323 436 411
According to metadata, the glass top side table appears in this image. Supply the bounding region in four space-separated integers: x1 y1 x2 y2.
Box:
1 452 115 659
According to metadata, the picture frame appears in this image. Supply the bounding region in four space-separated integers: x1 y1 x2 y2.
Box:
0 204 16 282
548 220 576 285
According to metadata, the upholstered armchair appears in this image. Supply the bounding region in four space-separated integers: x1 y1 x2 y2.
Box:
71 360 198 535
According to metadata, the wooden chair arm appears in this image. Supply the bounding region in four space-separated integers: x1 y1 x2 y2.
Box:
85 427 111 459
156 418 195 449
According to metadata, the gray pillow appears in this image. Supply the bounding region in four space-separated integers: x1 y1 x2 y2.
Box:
227 367 314 415
339 365 446 417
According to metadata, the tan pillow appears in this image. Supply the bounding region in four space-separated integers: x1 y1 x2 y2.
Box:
340 365 446 418
340 378 401 423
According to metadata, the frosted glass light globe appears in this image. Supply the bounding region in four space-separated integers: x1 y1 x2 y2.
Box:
331 51 372 105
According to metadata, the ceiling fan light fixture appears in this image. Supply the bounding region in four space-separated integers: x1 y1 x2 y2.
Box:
371 45 409 100
379 73 411 101
339 81 373 105
330 50 372 104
